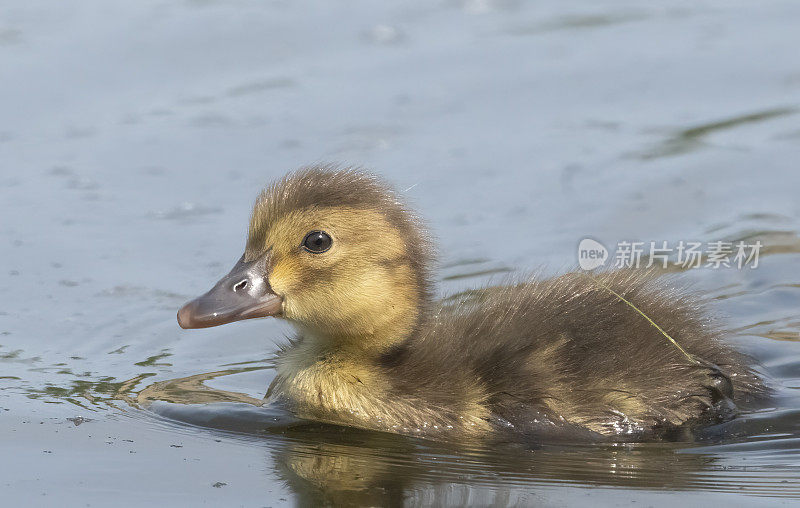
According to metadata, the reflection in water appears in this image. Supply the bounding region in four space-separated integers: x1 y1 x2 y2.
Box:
137 368 267 406
270 426 717 506
136 370 800 503
639 107 797 159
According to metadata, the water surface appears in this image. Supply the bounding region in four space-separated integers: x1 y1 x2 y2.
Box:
2 0 800 506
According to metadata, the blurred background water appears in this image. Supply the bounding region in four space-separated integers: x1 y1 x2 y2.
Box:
1 0 800 506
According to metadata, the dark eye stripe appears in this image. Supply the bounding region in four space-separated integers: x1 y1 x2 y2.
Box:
302 231 332 253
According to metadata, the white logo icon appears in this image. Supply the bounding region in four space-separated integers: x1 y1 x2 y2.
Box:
578 238 608 270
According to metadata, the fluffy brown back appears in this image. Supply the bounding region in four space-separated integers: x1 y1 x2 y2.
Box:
380 270 765 439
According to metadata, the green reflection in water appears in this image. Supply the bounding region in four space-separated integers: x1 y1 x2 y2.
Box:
640 107 796 159
134 350 173 367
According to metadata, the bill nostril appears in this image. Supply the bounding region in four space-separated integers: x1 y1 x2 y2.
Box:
233 279 248 292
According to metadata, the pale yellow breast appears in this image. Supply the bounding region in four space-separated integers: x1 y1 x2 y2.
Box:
269 343 491 437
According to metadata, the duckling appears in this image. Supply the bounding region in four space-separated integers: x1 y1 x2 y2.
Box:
177 166 765 441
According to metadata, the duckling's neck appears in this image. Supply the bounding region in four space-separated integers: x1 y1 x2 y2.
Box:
296 307 420 357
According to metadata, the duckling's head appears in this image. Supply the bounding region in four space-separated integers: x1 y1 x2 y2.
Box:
178 166 432 351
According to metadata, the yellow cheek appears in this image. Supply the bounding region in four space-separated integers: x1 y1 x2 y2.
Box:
269 257 303 297
270 254 331 322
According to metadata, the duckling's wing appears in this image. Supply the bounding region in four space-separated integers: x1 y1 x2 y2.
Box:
393 270 765 439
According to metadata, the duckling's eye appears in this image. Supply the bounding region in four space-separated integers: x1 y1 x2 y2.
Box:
302 231 332 253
